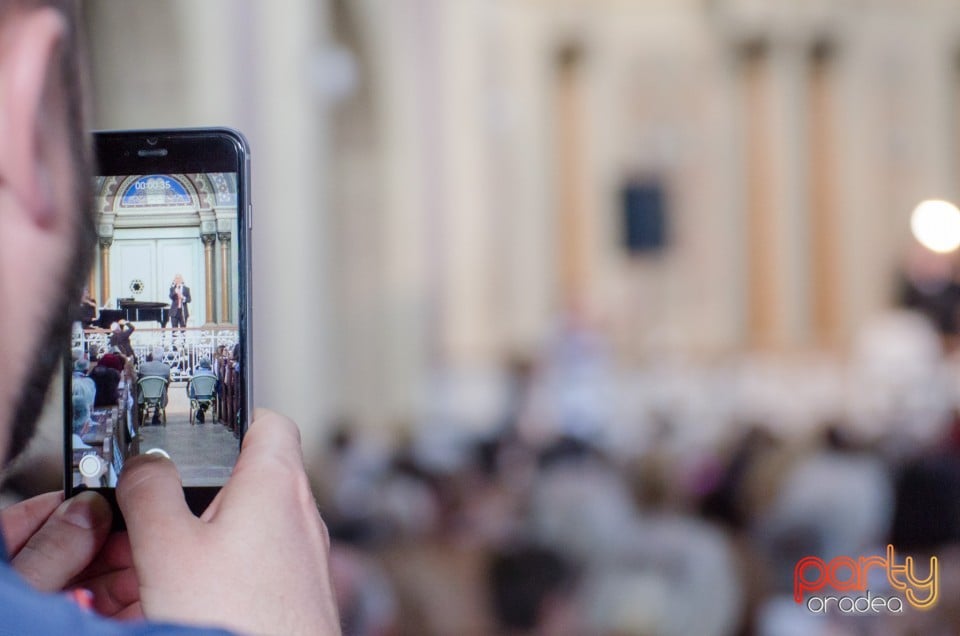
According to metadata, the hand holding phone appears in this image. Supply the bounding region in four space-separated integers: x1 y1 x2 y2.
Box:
66 128 252 524
76 411 341 634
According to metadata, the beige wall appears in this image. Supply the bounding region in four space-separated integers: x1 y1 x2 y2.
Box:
78 0 960 437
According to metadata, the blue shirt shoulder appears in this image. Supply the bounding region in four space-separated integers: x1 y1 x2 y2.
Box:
0 563 234 636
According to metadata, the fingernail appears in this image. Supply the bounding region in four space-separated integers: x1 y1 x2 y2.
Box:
136 452 168 464
61 492 110 529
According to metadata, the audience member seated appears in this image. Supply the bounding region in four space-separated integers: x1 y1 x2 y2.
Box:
138 347 171 381
138 347 171 426
71 381 94 437
329 544 399 636
488 543 580 636
97 347 126 373
72 358 96 413
89 362 121 408
189 358 219 424
85 344 100 369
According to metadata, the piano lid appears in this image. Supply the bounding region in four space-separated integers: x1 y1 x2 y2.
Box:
117 299 170 309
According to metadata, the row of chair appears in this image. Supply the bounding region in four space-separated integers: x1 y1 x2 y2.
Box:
137 375 218 426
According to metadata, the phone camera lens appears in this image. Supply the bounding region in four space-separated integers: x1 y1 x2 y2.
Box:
146 137 159 146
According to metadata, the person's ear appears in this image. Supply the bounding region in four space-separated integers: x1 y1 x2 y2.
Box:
0 8 67 228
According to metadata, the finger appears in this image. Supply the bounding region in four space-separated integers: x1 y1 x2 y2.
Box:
244 408 302 456
115 454 195 555
0 492 63 555
11 491 112 592
209 410 314 524
199 409 293 523
198 486 224 523
78 566 140 618
113 601 144 621
73 532 134 581
71 533 140 619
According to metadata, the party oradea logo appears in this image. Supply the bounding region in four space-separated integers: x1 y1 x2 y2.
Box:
794 545 938 614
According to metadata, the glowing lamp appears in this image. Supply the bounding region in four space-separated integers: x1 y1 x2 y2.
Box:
911 199 960 254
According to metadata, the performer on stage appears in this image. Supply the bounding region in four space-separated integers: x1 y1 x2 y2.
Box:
169 273 191 328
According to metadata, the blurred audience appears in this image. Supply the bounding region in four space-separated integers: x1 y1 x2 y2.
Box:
317 306 960 635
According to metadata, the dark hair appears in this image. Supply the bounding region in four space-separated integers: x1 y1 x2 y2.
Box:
488 544 576 631
891 453 960 551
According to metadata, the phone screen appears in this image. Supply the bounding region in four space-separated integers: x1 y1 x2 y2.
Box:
68 168 245 491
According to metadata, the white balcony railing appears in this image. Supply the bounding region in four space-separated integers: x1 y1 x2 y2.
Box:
74 326 239 382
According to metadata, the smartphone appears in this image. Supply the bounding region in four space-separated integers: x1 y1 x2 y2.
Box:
64 128 252 524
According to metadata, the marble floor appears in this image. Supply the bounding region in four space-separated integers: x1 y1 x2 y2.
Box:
136 383 239 486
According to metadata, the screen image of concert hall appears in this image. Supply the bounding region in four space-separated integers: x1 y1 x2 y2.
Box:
70 173 243 489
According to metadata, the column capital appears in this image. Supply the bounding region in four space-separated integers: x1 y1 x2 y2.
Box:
98 236 113 249
217 231 232 243
201 233 217 247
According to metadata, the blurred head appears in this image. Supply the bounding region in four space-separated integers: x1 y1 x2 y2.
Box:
488 544 578 634
892 453 960 551
0 0 94 465
174 273 183 285
198 358 212 370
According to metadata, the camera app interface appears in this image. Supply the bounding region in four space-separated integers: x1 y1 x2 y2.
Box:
70 173 242 488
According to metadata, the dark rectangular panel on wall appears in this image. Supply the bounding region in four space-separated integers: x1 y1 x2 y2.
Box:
621 180 667 254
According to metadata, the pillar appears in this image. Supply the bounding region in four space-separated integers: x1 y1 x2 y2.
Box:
218 232 231 323
742 39 811 349
555 43 589 314
98 237 112 307
202 233 216 324
87 266 96 307
808 43 840 347
742 43 776 347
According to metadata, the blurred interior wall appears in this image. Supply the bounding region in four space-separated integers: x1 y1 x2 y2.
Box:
75 0 960 439
331 0 960 360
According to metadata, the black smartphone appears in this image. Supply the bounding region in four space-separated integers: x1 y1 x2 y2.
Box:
64 128 252 525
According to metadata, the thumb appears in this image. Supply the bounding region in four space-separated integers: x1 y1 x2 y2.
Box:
116 454 195 564
11 492 112 592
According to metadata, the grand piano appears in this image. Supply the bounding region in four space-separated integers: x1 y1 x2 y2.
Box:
97 299 171 328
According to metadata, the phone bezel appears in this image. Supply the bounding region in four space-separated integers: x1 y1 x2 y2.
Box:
65 128 253 525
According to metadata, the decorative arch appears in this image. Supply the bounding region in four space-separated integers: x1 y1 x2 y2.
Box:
119 175 194 208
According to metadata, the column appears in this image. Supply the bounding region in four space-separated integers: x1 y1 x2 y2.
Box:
555 44 589 313
769 40 812 347
218 232 231 323
202 233 216 324
87 267 96 306
808 43 840 347
98 237 112 306
742 43 777 347
741 39 810 348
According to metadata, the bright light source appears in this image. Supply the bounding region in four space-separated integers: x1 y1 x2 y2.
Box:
911 199 960 254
